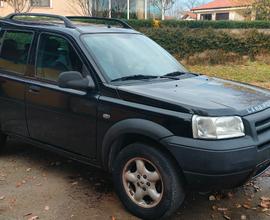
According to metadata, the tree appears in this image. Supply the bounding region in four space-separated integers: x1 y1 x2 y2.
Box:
71 0 93 16
184 0 206 10
3 0 32 13
69 0 109 17
170 0 206 19
111 0 127 18
151 0 176 20
230 0 269 20
253 0 270 20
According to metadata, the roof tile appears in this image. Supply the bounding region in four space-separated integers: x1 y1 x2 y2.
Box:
192 0 252 11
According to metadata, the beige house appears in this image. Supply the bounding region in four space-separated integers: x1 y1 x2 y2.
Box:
0 0 82 16
182 12 197 21
0 0 159 19
191 0 254 21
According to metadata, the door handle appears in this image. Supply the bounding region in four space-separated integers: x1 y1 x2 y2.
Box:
28 85 41 94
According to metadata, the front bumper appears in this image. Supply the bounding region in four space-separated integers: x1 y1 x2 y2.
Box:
161 135 270 190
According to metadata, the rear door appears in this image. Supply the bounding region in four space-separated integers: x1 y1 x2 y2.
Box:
0 28 34 136
25 32 98 157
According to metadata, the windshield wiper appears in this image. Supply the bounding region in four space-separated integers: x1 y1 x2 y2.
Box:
162 71 189 77
111 74 159 82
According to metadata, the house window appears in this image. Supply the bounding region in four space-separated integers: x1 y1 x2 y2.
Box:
216 13 229 20
31 0 51 7
200 14 212 20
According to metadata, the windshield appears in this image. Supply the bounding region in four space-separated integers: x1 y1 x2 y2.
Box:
82 34 188 82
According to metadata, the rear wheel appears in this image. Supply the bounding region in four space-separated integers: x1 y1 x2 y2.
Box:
112 143 185 220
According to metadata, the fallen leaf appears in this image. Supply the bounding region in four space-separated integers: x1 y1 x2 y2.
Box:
241 215 247 220
28 216 39 220
227 192 234 199
260 197 270 209
111 216 116 220
0 196 5 200
223 214 231 220
260 200 270 209
212 205 217 211
26 168 31 172
71 181 78 186
261 196 270 201
215 194 222 201
44 205 50 211
235 203 242 208
217 207 228 212
209 195 216 201
16 182 22 188
23 213 32 217
243 203 252 209
253 185 261 192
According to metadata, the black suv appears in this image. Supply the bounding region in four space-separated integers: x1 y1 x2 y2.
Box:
0 13 270 220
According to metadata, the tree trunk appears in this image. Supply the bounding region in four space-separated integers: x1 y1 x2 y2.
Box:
161 9 165 20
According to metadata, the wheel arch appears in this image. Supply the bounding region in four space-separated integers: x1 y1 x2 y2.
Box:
101 119 175 172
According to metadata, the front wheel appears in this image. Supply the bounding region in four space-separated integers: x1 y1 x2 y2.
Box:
112 143 185 220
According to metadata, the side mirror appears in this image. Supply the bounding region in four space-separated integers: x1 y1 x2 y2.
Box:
58 71 95 91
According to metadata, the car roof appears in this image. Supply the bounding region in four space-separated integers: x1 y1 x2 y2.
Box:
0 13 139 36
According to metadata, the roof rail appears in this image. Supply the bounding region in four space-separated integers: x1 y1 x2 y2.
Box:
5 13 76 28
66 16 133 29
3 13 133 30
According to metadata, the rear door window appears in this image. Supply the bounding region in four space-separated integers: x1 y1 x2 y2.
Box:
0 31 33 75
36 33 83 82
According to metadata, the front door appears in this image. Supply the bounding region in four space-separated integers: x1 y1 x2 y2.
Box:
26 33 98 157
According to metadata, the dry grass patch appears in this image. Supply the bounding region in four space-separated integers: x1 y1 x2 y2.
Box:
186 61 270 90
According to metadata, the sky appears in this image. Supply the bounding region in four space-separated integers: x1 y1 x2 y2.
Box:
174 0 211 8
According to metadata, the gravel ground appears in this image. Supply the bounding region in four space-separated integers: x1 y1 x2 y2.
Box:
0 138 270 220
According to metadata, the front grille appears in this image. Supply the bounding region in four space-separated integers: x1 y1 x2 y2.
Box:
258 140 270 150
252 110 270 149
256 117 270 135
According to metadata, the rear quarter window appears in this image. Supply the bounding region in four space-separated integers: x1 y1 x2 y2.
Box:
0 30 33 75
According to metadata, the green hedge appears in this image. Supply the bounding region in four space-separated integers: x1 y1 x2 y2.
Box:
127 19 270 29
139 28 270 59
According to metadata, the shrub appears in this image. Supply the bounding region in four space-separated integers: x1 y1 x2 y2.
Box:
127 19 270 29
139 28 270 61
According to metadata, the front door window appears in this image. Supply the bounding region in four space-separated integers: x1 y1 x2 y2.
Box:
36 33 83 82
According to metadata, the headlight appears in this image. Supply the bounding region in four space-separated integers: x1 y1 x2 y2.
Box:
192 115 245 139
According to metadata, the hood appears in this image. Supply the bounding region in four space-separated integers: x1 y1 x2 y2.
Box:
117 76 270 116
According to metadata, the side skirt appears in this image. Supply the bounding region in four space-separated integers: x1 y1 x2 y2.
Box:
7 133 103 170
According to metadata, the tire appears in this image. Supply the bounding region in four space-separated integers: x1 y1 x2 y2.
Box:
0 133 6 152
112 142 185 220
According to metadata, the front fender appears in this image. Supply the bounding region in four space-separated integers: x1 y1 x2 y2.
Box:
101 118 173 170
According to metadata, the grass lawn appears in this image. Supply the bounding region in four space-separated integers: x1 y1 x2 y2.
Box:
187 61 270 89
